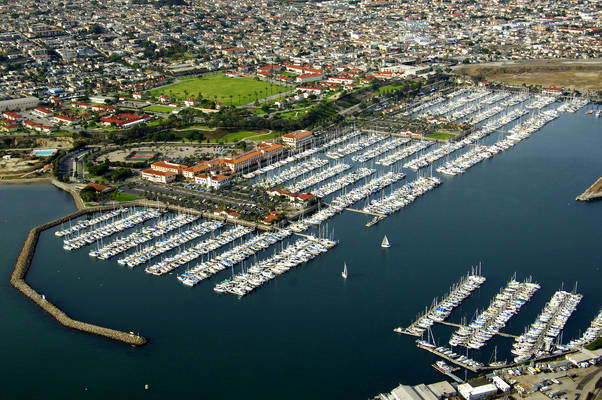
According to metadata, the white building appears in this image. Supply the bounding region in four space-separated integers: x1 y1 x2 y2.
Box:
194 174 231 189
492 376 511 393
141 168 177 184
458 383 497 400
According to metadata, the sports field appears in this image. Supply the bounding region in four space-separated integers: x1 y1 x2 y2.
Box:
149 74 289 106
144 105 176 113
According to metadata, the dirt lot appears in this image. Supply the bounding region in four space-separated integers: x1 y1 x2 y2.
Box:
457 60 602 91
99 145 226 163
0 156 45 176
490 71 602 91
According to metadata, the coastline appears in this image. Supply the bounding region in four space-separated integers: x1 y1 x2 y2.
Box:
0 177 53 185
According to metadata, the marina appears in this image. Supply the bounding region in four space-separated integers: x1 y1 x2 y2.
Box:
567 309 602 349
144 225 254 276
448 276 540 350
395 267 486 337
62 208 165 250
89 213 199 259
3 100 601 398
116 220 225 267
177 228 293 287
213 236 337 297
512 289 583 362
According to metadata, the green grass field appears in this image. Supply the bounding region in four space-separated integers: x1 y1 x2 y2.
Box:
378 82 407 95
427 131 456 140
200 130 282 143
111 192 143 202
149 74 289 106
144 105 177 113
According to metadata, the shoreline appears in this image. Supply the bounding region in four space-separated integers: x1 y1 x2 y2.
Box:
0 177 53 185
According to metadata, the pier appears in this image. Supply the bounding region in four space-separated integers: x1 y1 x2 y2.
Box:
343 207 386 218
576 177 602 201
438 321 518 339
432 364 465 383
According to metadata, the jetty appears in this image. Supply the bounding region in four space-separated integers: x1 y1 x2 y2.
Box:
576 177 602 201
10 204 149 346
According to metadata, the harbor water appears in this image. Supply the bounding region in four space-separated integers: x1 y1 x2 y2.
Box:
1 109 601 399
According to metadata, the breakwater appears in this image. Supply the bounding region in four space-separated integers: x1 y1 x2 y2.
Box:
10 204 148 346
576 177 602 202
10 199 274 346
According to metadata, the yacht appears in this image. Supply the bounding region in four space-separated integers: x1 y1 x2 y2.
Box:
381 235 390 248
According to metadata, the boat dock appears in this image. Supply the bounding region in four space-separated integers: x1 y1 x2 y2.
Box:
576 177 602 201
438 321 518 339
419 344 480 373
394 269 486 337
431 364 465 383
365 215 385 227
344 207 386 218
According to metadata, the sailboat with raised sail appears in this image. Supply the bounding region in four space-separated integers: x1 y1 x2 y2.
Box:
381 235 390 248
342 262 348 279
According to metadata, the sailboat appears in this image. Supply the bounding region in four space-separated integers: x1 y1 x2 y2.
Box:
342 262 348 279
381 235 390 248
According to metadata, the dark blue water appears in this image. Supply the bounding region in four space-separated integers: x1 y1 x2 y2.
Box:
1 110 601 399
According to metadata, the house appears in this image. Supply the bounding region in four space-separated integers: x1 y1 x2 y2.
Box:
158 95 170 103
184 99 195 107
23 120 40 130
263 211 281 224
327 75 355 85
54 115 77 125
100 113 150 128
258 64 280 73
91 104 117 114
297 86 323 95
2 111 23 121
141 168 177 184
282 129 313 150
33 107 53 118
296 73 323 83
34 124 55 134
133 92 143 100
221 48 246 56
87 183 113 193
71 101 91 109
2 124 18 132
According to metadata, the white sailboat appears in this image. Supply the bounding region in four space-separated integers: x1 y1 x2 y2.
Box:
381 235 390 248
342 262 348 279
